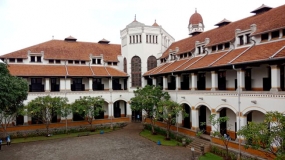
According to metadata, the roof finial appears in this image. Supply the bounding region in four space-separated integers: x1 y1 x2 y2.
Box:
155 19 156 23
195 8 197 13
135 14 136 21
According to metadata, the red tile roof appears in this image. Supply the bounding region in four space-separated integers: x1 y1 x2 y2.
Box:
8 64 66 76
188 51 227 70
67 66 93 76
0 40 121 62
211 48 247 66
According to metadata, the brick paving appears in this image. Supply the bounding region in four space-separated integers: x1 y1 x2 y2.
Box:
0 122 193 160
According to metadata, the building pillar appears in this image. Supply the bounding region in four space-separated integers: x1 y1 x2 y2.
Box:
177 111 183 126
109 78 113 91
176 75 181 90
191 73 197 91
163 76 168 90
191 107 199 131
126 101 132 120
211 71 218 91
188 74 192 90
280 30 283 38
142 77 147 88
236 113 247 141
45 78 50 92
89 78 93 91
152 77 157 86
270 65 281 92
108 102 113 118
211 111 220 133
237 70 245 91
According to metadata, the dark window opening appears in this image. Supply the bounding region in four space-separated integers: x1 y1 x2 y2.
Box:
75 60 79 64
197 73 206 90
140 35 142 43
218 44 223 50
113 62 117 66
17 58 23 63
49 59 54 64
184 53 187 57
283 29 285 37
218 71 226 90
93 78 104 90
9 58 15 62
136 35 138 43
188 52 191 57
92 59 96 64
81 61 85 64
261 33 269 41
30 78 44 92
146 35 148 43
239 35 244 45
51 78 59 92
108 62 112 65
37 56 41 62
147 56 157 71
156 36 158 43
71 78 84 91
224 42 230 49
197 47 201 54
31 56 35 62
129 36 131 44
97 59 101 64
131 56 141 87
68 60 73 64
55 60 60 64
212 46 216 52
180 54 183 59
123 58 127 73
271 30 279 39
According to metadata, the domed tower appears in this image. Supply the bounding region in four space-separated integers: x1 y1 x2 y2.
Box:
188 9 204 36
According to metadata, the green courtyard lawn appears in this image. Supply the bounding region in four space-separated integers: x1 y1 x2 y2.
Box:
11 129 114 144
199 153 223 160
140 129 182 146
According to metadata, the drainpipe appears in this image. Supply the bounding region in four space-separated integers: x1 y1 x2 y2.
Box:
172 72 179 136
110 76 113 130
64 60 68 133
232 64 241 159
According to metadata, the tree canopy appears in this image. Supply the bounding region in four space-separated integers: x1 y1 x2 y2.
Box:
71 96 104 130
130 85 170 134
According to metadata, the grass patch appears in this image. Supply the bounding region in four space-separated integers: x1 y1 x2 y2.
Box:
199 153 223 160
140 129 182 146
11 129 113 144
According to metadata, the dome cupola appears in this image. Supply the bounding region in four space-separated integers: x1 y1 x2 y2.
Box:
188 9 205 36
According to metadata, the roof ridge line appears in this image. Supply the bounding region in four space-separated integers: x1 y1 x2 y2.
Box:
89 63 95 76
157 62 175 74
208 49 233 67
104 66 111 76
229 45 254 64
64 61 69 75
184 54 207 70
269 45 285 59
173 57 194 72
147 62 170 76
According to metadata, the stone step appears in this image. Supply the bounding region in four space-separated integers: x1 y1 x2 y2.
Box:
187 137 211 154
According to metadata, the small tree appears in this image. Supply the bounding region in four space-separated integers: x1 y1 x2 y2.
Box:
71 96 104 131
0 63 28 137
54 97 69 133
130 85 170 134
27 95 67 135
206 114 231 159
157 99 187 140
238 111 285 159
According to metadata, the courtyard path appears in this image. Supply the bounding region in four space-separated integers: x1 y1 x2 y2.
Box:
0 122 193 160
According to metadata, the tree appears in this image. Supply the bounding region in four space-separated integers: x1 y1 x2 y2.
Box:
0 63 28 137
157 99 188 140
205 114 231 159
238 111 285 159
54 97 70 133
130 85 170 134
71 96 104 130
27 95 67 135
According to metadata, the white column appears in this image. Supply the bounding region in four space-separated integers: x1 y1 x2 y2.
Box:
163 76 168 90
109 78 113 91
60 78 71 91
189 74 192 90
191 73 197 91
211 71 218 91
211 111 220 133
108 102 113 118
24 109 28 125
89 78 93 91
127 101 132 119
152 77 157 86
237 70 245 91
45 78 50 92
177 111 183 126
280 30 283 38
176 75 181 90
237 114 247 141
191 107 199 131
270 65 280 92
142 77 147 87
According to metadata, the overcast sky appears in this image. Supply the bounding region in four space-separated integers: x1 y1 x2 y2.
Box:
0 0 284 56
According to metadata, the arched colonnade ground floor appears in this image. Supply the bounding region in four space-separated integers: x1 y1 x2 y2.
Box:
179 103 266 140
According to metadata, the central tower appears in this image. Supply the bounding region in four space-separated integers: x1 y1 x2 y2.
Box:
188 9 205 36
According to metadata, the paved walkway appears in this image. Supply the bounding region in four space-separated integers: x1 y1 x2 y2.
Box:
0 123 193 160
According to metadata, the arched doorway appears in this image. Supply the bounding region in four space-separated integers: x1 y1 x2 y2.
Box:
246 110 265 124
113 100 127 118
219 107 237 140
132 110 142 122
131 56 141 87
182 104 191 129
198 105 211 134
16 115 24 125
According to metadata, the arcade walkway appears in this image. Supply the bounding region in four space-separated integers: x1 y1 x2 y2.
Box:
0 122 192 160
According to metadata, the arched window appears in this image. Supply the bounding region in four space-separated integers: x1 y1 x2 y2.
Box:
131 56 141 87
123 57 127 73
147 56 157 71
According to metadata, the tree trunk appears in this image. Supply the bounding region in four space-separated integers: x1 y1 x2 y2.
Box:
166 123 171 140
65 117 68 134
151 118 156 134
46 121 50 136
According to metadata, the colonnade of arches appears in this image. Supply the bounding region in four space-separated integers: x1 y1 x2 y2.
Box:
180 103 266 140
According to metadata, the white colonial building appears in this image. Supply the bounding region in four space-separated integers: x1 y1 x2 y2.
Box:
1 4 285 155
